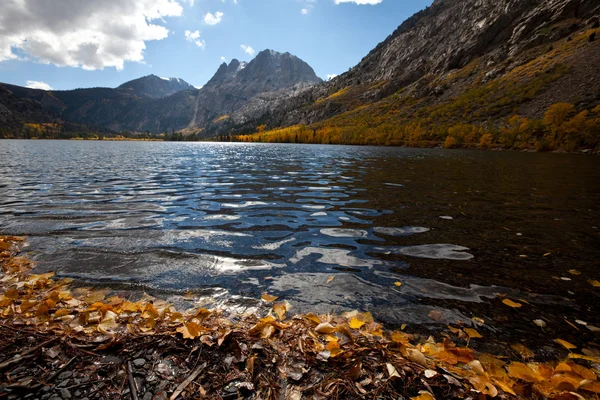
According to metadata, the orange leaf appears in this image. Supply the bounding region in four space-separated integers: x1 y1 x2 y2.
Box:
502 299 522 308
261 293 278 303
464 328 482 339
555 339 576 350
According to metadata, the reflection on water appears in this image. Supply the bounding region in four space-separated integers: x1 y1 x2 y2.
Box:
0 140 599 346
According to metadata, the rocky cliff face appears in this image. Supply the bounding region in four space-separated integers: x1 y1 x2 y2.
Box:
186 50 322 133
118 75 196 99
238 0 600 132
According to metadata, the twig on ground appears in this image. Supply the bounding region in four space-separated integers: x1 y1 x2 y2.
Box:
126 360 139 400
169 362 207 400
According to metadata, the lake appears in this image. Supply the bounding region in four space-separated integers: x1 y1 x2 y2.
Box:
1 140 599 350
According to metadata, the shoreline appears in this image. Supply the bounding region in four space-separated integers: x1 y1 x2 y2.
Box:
1 237 600 399
0 138 598 155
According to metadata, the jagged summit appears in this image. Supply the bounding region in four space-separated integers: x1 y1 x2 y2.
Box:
117 74 195 99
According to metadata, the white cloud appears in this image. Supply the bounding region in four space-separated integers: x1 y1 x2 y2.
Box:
185 30 206 47
194 85 203 89
25 80 52 90
326 74 338 80
220 56 227 62
334 0 382 4
0 0 184 70
301 0 316 15
241 45 255 56
183 0 194 6
203 11 224 25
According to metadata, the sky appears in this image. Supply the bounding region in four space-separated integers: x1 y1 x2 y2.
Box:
0 0 433 91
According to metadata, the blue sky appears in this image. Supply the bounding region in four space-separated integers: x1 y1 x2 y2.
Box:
0 0 432 91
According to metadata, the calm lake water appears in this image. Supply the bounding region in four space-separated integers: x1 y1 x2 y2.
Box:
1 140 599 349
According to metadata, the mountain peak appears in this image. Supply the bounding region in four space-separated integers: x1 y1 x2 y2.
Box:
118 75 194 99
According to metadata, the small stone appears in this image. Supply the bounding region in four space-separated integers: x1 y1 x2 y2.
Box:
59 389 71 399
57 380 69 388
58 371 73 380
133 358 146 367
74 390 82 397
143 393 153 400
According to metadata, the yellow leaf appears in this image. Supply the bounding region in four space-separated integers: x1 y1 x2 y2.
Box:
511 343 534 360
142 303 159 319
304 313 322 325
411 391 434 400
507 362 543 382
394 281 402 287
588 279 600 288
54 309 71 318
261 293 278 303
568 269 581 275
195 308 211 320
119 301 140 313
273 302 289 320
502 298 522 308
568 353 600 363
177 322 204 339
327 276 334 284
464 328 482 339
555 338 577 350
349 317 365 329
97 310 119 334
543 252 551 257
315 322 336 334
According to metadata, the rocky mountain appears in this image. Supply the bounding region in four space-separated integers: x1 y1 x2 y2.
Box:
231 0 600 151
118 75 195 99
0 50 321 136
186 50 322 134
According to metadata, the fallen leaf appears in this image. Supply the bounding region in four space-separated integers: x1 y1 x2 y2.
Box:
348 362 362 380
97 310 119 334
315 322 336 334
568 269 581 275
502 298 522 308
411 391 435 400
543 252 551 257
511 343 534 360
394 281 402 287
261 293 278 303
464 328 482 339
533 319 547 328
423 369 438 378
386 363 401 379
177 322 205 339
581 380 600 394
349 317 365 329
507 362 542 382
273 302 289 320
555 339 577 350
327 276 334 284
407 348 428 367
588 279 600 288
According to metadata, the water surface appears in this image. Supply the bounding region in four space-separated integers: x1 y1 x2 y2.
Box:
1 140 599 349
